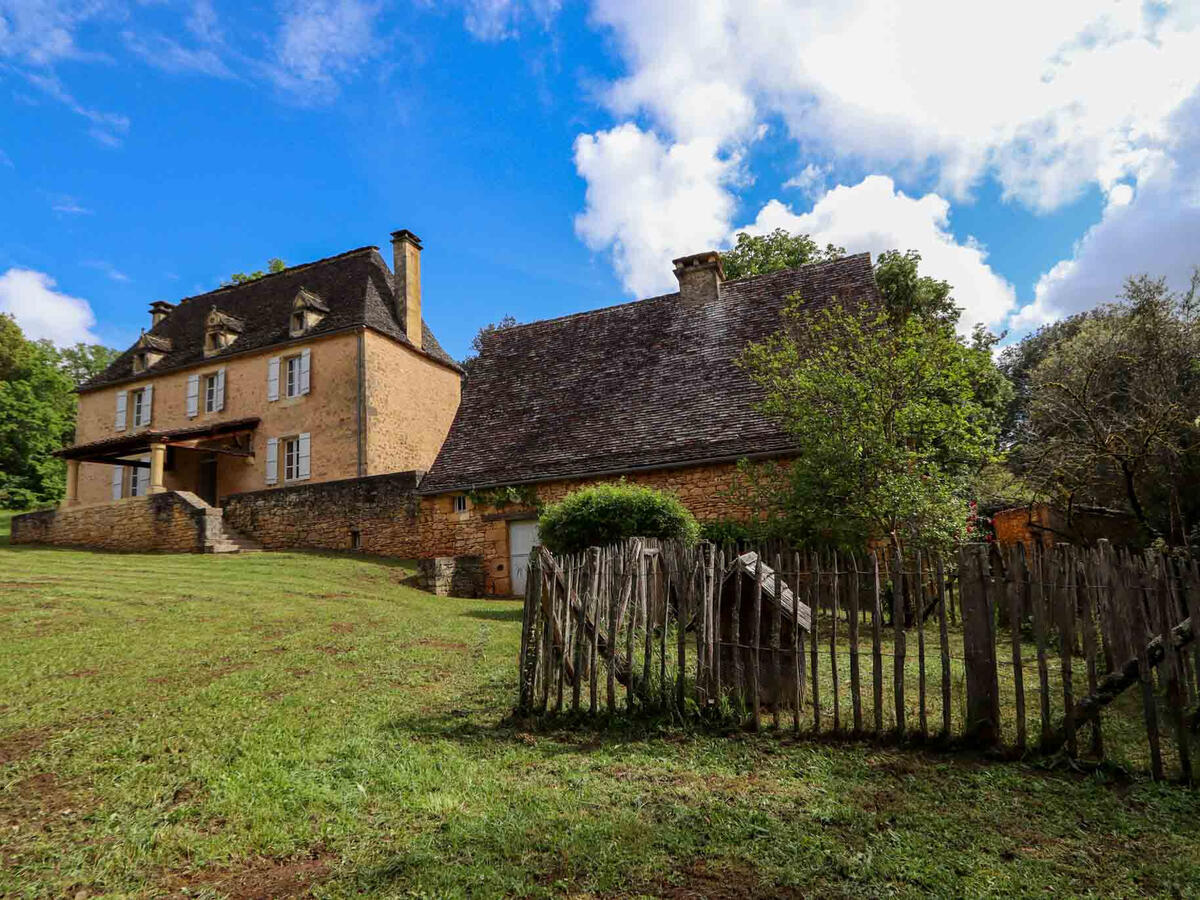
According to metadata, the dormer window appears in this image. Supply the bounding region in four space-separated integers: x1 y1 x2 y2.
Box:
289 288 328 338
131 332 171 373
204 308 245 358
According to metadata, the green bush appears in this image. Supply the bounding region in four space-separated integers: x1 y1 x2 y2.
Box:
537 481 700 554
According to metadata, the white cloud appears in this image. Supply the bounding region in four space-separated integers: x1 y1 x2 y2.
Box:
269 0 380 97
740 176 1017 331
0 268 99 345
783 163 828 198
463 0 561 41
50 194 92 214
0 0 116 65
83 259 129 282
573 124 740 297
121 29 233 78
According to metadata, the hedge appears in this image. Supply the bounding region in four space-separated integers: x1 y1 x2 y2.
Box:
537 481 700 555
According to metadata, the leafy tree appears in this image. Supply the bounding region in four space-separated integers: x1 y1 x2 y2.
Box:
538 481 700 555
0 316 117 509
461 314 517 376
720 229 844 279
1015 272 1200 545
736 298 1008 554
873 249 961 329
224 257 286 286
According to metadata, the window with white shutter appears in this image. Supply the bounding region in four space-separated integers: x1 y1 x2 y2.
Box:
215 367 226 411
265 437 279 485
115 391 128 431
186 374 199 418
141 385 153 426
111 465 123 500
299 348 311 395
297 432 311 480
267 357 280 401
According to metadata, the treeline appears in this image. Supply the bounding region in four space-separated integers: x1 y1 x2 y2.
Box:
0 314 117 509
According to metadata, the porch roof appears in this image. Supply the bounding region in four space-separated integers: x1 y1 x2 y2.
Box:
56 417 260 461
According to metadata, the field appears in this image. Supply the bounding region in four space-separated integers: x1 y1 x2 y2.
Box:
2 533 1200 898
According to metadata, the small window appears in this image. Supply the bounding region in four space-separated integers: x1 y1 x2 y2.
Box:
453 495 468 514
204 373 219 413
285 355 300 398
132 352 147 374
290 311 305 335
283 436 300 482
131 388 146 426
350 528 362 551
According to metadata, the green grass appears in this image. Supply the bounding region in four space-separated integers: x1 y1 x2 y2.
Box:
2 545 1199 898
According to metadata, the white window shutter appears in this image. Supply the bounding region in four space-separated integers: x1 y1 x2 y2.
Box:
186 374 199 418
111 465 123 500
216 367 226 411
299 348 311 395
141 385 153 426
267 357 280 401
265 437 278 485
297 432 311 480
115 390 127 431
137 457 150 495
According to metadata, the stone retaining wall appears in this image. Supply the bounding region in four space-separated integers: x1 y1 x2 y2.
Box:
220 470 425 555
10 492 214 552
417 556 484 597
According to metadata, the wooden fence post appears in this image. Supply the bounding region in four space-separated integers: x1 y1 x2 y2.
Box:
959 544 1001 746
892 547 906 737
871 551 884 734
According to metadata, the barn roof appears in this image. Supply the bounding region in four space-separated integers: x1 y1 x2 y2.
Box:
79 246 459 392
419 253 881 494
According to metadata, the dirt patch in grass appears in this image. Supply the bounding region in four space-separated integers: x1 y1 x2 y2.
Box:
628 859 801 899
0 771 95 839
411 638 469 651
59 668 101 678
315 645 351 656
0 726 51 765
163 851 333 899
329 622 355 634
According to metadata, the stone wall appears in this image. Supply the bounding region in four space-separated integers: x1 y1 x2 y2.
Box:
992 503 1142 550
417 556 484 597
11 492 215 552
221 470 425 555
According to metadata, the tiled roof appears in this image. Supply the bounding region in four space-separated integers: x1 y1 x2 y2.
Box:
79 247 459 391
419 253 881 494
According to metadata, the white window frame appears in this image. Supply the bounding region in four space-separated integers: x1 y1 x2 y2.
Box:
453 495 468 514
204 373 219 413
284 355 300 398
132 388 145 428
283 435 300 482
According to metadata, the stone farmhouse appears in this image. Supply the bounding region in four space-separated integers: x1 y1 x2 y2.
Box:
12 236 881 595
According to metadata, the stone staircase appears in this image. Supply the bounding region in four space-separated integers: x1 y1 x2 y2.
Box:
176 491 264 554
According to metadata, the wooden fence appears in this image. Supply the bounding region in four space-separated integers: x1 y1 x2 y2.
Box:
516 539 1199 783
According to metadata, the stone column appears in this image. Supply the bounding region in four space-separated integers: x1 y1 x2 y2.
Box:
149 443 167 493
64 459 80 506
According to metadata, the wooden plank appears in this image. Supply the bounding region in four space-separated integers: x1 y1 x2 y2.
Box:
1184 557 1200 707
1155 554 1191 784
539 565 553 714
1061 548 1077 758
641 548 653 704
830 551 841 732
659 553 669 708
605 550 617 713
872 551 884 734
626 547 637 711
694 547 707 705
936 554 952 738
751 556 763 731
959 544 1000 746
676 555 689 714
557 556 569 714
715 549 725 706
589 552 601 715
733 551 744 713
916 551 927 739
849 553 863 733
1079 547 1102 757
774 553 784 730
892 547 906 738
1030 545 1052 748
1009 544 1027 752
812 551 822 732
1130 559 1164 781
572 554 584 714
793 550 803 734
518 551 541 713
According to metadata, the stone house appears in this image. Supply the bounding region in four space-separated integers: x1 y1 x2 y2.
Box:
415 250 882 596
53 229 460 519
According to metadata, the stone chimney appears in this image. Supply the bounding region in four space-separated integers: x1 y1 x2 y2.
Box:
672 251 725 305
149 300 174 327
391 229 423 349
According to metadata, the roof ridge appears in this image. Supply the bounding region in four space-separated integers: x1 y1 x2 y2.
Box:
171 245 379 307
496 252 874 336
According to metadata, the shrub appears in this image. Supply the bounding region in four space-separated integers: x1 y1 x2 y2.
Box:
537 481 700 554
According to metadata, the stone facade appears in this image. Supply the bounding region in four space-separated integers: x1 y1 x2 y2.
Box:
417 556 484 598
71 328 460 507
992 503 1141 550
221 470 425 554
12 492 219 552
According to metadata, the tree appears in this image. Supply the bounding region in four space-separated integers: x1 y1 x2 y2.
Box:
736 298 1008 554
461 315 517 376
720 229 844 279
0 317 117 509
224 257 286 286
872 249 961 329
1015 272 1200 545
538 481 699 554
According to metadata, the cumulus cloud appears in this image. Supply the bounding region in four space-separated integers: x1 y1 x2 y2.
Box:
783 163 828 198
740 176 1017 332
574 124 740 297
269 0 381 97
0 268 99 345
463 0 561 41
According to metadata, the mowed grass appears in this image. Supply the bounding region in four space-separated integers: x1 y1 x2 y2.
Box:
2 543 1200 898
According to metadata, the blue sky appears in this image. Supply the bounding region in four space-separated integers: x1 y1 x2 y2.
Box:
2 1 1199 361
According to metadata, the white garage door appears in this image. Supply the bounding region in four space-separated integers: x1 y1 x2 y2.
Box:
508 520 540 597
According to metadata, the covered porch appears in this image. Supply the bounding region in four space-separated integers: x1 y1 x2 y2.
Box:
57 417 260 507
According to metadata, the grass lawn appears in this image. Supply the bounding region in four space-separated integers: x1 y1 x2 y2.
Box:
2 542 1199 898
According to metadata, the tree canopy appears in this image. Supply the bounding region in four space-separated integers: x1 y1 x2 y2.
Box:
461 315 517 376
720 229 845 279
0 314 118 509
223 258 286 286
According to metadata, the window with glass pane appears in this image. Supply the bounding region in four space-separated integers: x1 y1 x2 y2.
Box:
285 355 300 398
284 436 299 481
205 374 218 412
132 389 144 426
